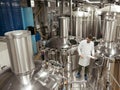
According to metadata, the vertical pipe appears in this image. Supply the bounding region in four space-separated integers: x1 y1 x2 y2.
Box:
59 16 69 38
70 0 72 36
43 2 47 26
67 54 72 90
60 0 64 15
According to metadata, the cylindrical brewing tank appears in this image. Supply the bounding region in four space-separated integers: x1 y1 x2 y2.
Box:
102 13 117 42
72 8 89 40
5 30 35 75
59 16 69 38
72 6 101 40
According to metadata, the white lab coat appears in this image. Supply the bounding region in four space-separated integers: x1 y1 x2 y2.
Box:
78 39 95 67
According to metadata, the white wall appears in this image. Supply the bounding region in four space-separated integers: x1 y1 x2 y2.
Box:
0 42 11 68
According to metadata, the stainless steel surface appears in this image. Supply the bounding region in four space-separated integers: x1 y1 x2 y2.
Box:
70 0 73 36
34 60 63 89
99 4 120 13
46 37 69 49
44 48 68 66
5 30 35 75
72 5 101 40
72 9 89 40
96 42 120 58
67 45 79 71
0 29 63 90
0 62 49 90
96 57 120 90
59 16 69 38
102 13 117 42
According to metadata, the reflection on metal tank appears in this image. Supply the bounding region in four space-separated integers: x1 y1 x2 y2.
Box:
0 64 49 90
59 17 69 38
100 4 120 41
72 5 101 40
72 8 89 40
46 16 70 50
96 41 120 58
102 13 117 42
5 30 35 75
46 37 69 49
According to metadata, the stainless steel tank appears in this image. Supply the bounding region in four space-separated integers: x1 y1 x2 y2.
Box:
72 5 101 40
102 12 117 42
46 16 70 50
67 45 79 71
5 30 35 75
100 4 120 42
72 8 89 40
59 16 70 38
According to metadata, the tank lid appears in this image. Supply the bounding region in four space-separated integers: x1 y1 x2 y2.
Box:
5 30 31 39
99 4 120 13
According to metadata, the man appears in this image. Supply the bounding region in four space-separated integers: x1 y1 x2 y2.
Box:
76 35 95 80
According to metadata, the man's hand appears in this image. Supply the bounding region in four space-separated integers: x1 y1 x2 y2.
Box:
80 55 84 58
88 55 97 59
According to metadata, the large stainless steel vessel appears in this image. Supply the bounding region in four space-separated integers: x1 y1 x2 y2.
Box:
5 30 35 75
72 8 89 40
46 16 70 50
0 30 63 90
102 12 117 42
72 5 101 40
100 4 120 42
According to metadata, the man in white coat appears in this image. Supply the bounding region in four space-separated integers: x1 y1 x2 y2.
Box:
76 35 95 80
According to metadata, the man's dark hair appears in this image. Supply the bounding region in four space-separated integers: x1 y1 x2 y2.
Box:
87 35 93 40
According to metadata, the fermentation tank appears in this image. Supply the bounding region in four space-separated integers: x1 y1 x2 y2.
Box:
96 4 120 58
100 4 120 42
95 4 120 90
72 5 101 40
72 8 89 40
5 30 35 75
46 16 70 49
102 12 117 42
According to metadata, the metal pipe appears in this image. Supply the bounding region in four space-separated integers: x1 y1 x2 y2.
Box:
70 0 72 36
60 0 64 15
